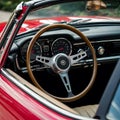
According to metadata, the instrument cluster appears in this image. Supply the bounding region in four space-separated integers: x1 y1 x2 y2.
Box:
20 37 73 63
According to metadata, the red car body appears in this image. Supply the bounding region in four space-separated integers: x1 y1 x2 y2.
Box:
0 75 70 120
1 0 120 120
1 16 118 34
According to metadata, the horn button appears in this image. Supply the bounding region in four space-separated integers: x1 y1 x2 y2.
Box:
52 54 70 73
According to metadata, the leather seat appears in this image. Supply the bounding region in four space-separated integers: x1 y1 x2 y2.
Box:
73 104 99 118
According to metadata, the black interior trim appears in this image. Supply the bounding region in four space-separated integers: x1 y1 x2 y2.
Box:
95 59 120 119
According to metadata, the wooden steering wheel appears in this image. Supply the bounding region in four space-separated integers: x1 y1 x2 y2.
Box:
26 24 97 102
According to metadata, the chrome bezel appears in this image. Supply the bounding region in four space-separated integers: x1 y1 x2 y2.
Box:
51 37 72 56
21 41 42 63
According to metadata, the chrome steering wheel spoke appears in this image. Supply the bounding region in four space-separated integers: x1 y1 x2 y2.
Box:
59 72 74 97
70 49 87 65
36 55 51 67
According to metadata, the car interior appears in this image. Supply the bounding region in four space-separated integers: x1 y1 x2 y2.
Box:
2 0 120 119
4 23 120 118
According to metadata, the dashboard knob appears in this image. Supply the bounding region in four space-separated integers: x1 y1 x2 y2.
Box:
98 46 105 55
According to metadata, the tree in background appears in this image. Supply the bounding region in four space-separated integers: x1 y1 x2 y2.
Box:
0 0 29 11
0 0 120 17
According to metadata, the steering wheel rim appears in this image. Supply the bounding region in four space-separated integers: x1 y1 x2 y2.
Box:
26 24 97 102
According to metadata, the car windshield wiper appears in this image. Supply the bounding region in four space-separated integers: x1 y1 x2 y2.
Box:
26 18 91 32
18 18 120 35
67 18 92 25
66 18 120 27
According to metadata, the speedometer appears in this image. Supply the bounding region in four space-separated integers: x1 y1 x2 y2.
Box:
30 42 42 62
51 38 72 56
21 41 42 63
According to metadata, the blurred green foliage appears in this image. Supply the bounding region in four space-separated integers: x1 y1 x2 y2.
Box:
0 0 29 11
0 0 120 17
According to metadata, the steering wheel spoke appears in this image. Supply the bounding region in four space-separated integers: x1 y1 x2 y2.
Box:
59 72 74 97
70 49 87 65
36 55 51 67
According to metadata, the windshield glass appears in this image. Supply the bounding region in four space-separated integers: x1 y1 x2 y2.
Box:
27 1 120 19
21 0 120 33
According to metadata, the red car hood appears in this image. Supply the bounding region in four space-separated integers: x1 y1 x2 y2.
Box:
0 16 120 33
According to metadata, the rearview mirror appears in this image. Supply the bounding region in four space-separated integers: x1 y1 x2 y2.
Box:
86 0 107 11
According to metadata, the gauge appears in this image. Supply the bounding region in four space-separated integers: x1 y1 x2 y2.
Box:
21 41 42 63
51 38 72 56
21 41 29 61
30 42 42 62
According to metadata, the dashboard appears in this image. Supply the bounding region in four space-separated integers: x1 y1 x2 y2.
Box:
9 25 120 73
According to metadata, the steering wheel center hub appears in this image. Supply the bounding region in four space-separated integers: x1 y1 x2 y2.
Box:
52 53 70 73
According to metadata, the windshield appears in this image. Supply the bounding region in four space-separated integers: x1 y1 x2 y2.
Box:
21 0 120 32
26 1 120 19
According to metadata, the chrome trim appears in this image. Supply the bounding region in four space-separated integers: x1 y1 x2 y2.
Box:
74 38 120 46
16 55 120 73
16 2 24 11
15 55 48 72
16 55 21 70
72 55 120 67
51 37 72 56
96 56 120 62
1 68 95 120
